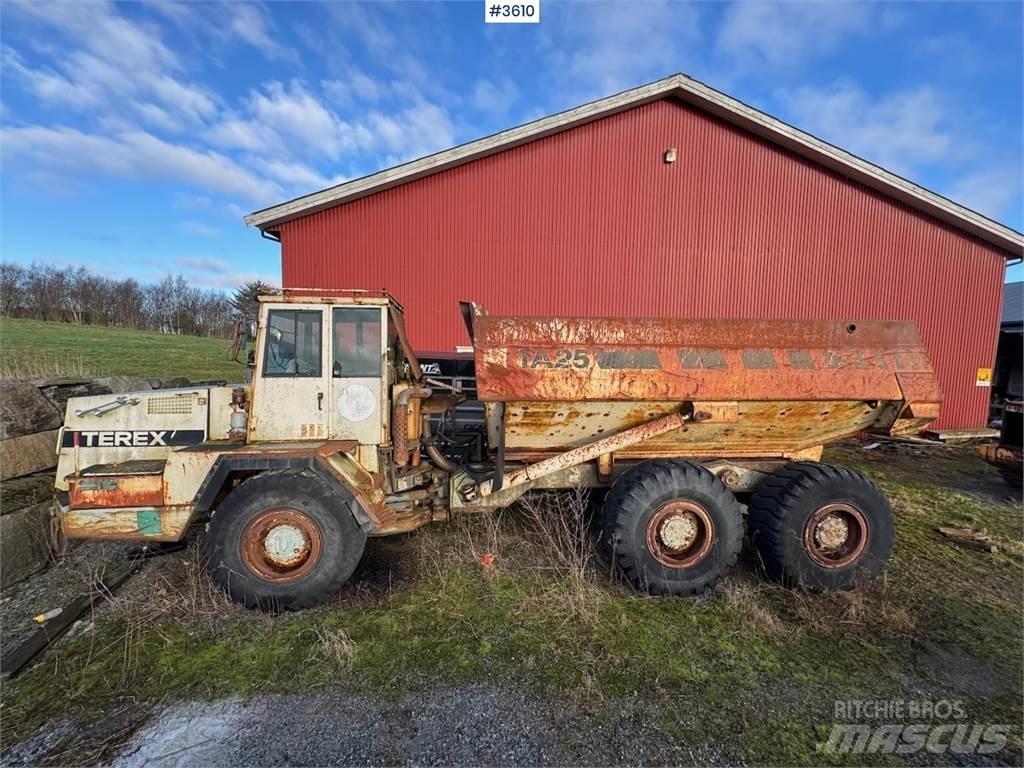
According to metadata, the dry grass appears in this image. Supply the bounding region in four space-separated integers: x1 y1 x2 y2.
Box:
518 488 608 623
417 487 610 624
719 578 785 637
307 626 357 669
0 349 97 380
103 542 241 638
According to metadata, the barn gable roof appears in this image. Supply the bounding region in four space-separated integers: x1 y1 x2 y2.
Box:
245 73 1023 256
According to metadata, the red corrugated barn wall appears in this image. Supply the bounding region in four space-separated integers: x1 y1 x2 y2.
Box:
278 98 1009 431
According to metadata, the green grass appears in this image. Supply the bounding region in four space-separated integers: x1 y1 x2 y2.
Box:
0 317 246 381
2 447 1022 765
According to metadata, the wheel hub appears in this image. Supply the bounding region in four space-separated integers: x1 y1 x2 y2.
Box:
813 514 849 551
645 501 714 569
659 513 699 551
263 524 311 568
803 503 868 569
241 508 323 583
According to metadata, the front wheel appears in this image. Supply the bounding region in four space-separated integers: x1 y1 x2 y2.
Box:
604 460 744 596
205 469 367 610
749 462 894 590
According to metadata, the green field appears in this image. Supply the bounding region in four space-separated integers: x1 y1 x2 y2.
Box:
0 317 247 382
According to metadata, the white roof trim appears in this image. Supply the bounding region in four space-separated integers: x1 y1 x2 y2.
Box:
245 74 1023 256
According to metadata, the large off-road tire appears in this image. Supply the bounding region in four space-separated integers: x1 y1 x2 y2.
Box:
604 460 744 596
749 462 894 591
205 469 367 610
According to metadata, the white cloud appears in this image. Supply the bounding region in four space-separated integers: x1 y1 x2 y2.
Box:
260 158 345 190
717 1 872 70
248 80 369 160
151 1 299 64
3 4 217 129
366 100 455 160
471 78 519 114
775 82 957 175
205 118 280 154
323 69 387 106
2 47 103 108
327 3 399 54
551 1 702 99
1 125 282 203
227 3 300 64
946 168 1022 221
3 2 460 209
224 78 454 169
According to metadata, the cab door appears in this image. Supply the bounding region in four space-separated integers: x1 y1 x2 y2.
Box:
250 304 329 441
329 306 386 444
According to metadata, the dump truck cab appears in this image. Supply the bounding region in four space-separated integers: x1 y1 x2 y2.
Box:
250 291 408 446
54 292 942 610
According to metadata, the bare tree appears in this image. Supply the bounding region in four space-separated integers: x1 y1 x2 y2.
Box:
0 262 26 317
0 262 238 338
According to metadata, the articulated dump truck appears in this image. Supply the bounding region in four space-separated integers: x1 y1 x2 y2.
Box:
53 291 941 609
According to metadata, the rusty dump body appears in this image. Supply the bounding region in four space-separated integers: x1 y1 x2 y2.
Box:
465 304 942 462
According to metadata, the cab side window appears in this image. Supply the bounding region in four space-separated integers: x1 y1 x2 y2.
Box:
333 308 382 377
263 309 322 377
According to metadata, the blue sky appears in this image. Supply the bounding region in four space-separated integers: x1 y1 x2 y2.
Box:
2 0 1022 288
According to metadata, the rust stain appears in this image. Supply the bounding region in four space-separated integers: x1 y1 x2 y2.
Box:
68 473 164 509
978 443 1023 472
472 314 941 409
502 399 879 456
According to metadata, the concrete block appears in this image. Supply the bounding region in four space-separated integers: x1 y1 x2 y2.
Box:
0 380 61 440
37 381 112 416
0 430 59 481
93 376 153 394
0 473 55 516
0 501 53 589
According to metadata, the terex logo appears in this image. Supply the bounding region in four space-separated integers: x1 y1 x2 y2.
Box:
61 429 205 448
81 430 168 447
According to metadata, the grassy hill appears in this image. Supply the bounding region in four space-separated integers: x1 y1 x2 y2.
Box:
0 317 247 382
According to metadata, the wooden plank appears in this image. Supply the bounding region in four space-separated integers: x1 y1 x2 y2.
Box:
0 560 141 679
925 428 1000 442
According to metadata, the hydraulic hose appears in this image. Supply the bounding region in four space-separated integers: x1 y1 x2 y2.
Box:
421 412 462 473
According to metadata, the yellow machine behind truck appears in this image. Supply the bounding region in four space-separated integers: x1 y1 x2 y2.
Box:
53 290 942 609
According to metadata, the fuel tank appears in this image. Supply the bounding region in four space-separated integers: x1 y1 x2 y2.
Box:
462 303 942 459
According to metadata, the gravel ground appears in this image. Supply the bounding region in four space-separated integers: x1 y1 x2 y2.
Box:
0 540 141 659
90 686 731 768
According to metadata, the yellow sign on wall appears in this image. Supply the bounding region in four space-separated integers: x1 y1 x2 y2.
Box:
976 368 992 387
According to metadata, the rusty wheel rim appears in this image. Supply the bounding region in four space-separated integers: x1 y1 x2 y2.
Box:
241 508 323 583
803 503 868 568
645 500 715 568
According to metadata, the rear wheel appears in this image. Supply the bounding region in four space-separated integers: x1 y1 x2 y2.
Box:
604 460 744 596
205 469 367 610
749 462 893 590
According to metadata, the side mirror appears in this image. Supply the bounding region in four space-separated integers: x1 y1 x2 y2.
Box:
247 320 258 343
